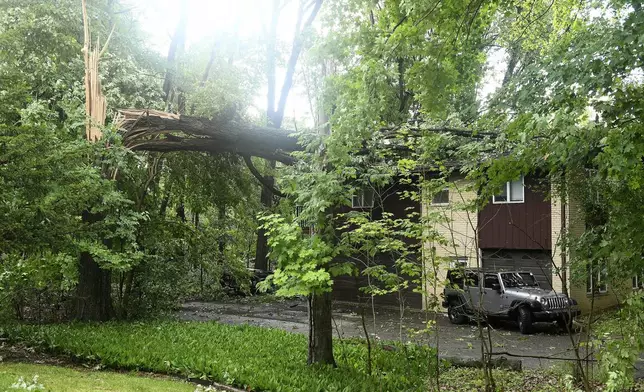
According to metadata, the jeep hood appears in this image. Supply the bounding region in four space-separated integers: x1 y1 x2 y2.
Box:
504 287 565 300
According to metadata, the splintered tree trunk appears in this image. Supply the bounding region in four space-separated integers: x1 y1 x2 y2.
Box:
76 251 113 321
75 0 116 322
308 292 336 366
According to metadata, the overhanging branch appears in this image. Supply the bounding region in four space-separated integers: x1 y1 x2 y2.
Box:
243 154 287 198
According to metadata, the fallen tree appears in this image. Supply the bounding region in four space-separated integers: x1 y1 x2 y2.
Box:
117 109 300 165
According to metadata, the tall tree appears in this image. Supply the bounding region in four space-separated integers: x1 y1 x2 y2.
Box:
163 0 188 109
254 0 324 271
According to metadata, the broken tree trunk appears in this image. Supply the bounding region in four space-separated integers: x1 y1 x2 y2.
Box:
75 0 114 322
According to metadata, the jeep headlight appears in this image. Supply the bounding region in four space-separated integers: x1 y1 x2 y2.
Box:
539 297 549 309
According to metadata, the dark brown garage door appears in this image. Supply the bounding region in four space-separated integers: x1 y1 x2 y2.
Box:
482 249 553 290
332 255 423 309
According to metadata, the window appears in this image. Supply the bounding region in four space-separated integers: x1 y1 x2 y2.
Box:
464 271 479 287
518 272 539 287
634 274 643 290
484 274 500 289
447 270 465 289
493 177 525 204
587 261 608 294
295 205 313 229
447 267 478 289
352 189 374 208
431 188 449 205
450 257 468 269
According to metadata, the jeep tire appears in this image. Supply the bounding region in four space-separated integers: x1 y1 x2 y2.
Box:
517 306 533 334
447 299 468 325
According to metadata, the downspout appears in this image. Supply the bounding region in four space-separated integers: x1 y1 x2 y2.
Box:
561 174 568 296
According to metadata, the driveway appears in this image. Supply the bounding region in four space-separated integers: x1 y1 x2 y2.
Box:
178 298 586 370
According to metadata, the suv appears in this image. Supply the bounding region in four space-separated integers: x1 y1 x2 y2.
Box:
442 268 580 334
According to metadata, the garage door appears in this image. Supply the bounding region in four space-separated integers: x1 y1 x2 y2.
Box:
332 254 423 309
482 249 553 290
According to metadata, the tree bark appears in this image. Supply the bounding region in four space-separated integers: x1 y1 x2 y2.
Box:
75 250 113 321
308 292 336 366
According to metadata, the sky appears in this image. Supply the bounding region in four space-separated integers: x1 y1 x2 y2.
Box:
124 0 315 126
123 0 504 125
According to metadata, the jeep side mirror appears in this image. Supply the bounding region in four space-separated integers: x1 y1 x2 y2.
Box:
492 283 501 292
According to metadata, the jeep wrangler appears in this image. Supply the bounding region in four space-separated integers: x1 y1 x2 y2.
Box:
442 268 580 334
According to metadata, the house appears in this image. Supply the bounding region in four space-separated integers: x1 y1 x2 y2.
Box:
325 167 639 314
424 173 636 314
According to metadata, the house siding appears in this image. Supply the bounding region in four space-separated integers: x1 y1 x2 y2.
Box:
478 176 551 250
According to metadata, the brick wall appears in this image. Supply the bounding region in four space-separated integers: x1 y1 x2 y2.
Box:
422 178 479 310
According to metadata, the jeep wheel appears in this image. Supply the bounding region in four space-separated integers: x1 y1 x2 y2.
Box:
517 307 533 334
448 299 468 325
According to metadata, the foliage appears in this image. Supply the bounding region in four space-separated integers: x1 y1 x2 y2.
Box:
0 0 264 320
437 367 644 392
260 214 340 296
593 291 644 392
0 321 437 392
463 2 644 387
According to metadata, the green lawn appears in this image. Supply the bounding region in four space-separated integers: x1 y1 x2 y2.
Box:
0 363 195 392
0 321 436 392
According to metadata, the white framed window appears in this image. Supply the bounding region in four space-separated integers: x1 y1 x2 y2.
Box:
431 188 449 205
295 205 313 229
633 274 643 290
450 256 468 268
493 177 525 204
587 261 608 294
352 189 374 208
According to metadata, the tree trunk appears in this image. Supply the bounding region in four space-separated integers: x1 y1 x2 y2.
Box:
122 268 135 319
254 170 274 271
75 251 113 321
163 0 188 106
308 292 336 366
218 205 226 255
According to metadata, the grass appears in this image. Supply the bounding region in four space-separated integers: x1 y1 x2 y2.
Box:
0 362 195 392
0 321 436 392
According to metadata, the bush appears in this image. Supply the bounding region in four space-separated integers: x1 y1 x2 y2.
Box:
0 321 436 391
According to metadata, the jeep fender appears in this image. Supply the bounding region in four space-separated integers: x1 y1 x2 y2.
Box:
509 299 541 315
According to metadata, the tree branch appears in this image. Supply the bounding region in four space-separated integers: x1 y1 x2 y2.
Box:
243 155 287 197
273 0 323 127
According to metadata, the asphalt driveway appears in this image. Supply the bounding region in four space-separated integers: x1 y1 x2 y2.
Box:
178 298 587 370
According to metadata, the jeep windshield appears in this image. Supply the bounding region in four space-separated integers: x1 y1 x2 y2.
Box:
500 272 539 288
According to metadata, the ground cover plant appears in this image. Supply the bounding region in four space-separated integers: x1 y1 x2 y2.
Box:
0 321 436 392
0 362 195 392
438 367 644 392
